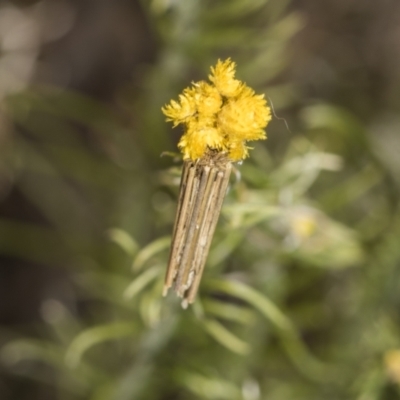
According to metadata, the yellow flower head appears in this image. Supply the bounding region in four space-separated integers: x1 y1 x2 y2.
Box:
162 58 271 161
209 59 243 97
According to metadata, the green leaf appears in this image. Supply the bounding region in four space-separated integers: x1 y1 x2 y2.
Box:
179 371 242 400
202 299 256 324
124 267 161 300
65 322 137 368
206 279 293 332
202 319 250 355
107 228 139 257
132 236 170 271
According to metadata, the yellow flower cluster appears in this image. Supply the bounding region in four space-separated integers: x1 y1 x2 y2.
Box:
162 59 271 161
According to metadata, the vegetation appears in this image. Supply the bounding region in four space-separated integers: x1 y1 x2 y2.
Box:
1 1 400 399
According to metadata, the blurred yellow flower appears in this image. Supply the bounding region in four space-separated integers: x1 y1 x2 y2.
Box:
384 349 400 384
291 214 317 239
162 58 271 161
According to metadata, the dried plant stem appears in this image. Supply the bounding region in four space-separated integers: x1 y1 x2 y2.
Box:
163 151 232 308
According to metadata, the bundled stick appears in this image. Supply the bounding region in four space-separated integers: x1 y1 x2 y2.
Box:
164 152 232 308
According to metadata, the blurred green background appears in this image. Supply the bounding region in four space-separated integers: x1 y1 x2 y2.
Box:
1 0 400 399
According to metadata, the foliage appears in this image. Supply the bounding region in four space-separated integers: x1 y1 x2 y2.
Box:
1 0 400 399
